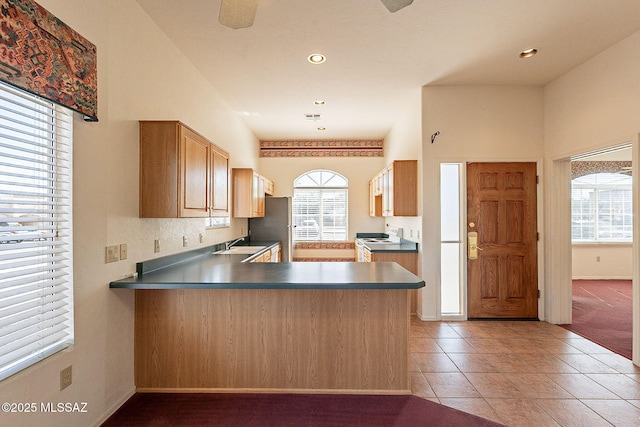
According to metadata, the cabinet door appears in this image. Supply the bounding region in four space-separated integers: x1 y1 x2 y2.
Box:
180 127 210 217
382 168 391 216
391 160 417 216
369 181 375 216
387 165 394 216
272 244 281 262
210 147 229 216
252 172 265 217
363 248 371 262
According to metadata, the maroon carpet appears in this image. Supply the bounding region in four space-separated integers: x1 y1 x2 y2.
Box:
560 280 632 359
101 393 505 427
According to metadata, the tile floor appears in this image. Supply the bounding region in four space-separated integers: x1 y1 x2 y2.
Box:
409 318 640 426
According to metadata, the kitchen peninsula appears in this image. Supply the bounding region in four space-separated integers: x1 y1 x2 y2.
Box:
110 244 424 394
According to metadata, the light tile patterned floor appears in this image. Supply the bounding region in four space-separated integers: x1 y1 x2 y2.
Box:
410 318 640 427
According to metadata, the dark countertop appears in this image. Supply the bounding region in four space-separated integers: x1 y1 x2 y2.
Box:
355 233 418 253
110 242 425 290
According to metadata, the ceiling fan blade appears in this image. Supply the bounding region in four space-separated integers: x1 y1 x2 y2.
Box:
219 0 259 29
380 0 414 13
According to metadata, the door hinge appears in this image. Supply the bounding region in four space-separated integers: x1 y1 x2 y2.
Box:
537 289 541 298
536 175 539 184
537 232 540 241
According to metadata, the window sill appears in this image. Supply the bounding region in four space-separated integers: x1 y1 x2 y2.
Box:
572 241 632 247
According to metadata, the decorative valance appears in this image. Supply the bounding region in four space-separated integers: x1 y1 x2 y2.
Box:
260 140 383 157
0 0 98 121
571 161 632 179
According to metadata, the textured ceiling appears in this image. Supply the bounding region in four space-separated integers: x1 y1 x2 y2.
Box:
136 0 640 140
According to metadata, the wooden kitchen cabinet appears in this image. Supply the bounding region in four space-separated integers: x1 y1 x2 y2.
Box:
369 180 382 217
210 146 229 216
271 243 281 262
232 168 274 218
249 244 281 263
364 249 418 312
369 160 417 217
139 121 229 218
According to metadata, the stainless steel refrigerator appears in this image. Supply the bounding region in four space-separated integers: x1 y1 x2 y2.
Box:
248 196 292 262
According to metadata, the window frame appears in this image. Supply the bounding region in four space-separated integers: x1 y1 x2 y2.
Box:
571 172 633 243
292 170 348 242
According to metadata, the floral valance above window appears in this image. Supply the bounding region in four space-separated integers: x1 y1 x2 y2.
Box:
0 0 98 121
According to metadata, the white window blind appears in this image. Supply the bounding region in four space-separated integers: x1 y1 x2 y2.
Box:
292 170 348 241
0 82 74 382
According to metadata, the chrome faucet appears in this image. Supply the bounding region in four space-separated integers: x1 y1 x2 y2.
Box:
225 237 245 251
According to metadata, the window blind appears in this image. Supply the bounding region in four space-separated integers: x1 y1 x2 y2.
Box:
0 82 74 382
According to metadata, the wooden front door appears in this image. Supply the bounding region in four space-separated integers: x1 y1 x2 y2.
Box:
467 162 538 319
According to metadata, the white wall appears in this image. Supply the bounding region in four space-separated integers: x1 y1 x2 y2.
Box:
544 31 640 158
421 86 545 320
0 1 257 426
383 89 423 246
572 244 633 279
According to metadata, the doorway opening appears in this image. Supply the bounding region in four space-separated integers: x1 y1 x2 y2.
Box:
563 144 633 359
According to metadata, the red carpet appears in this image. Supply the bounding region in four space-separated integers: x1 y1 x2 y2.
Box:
560 280 632 359
102 393 505 426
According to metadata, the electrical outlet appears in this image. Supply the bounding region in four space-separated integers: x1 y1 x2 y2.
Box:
409 229 414 238
416 230 420 239
154 239 160 253
60 365 72 390
183 236 188 247
199 233 204 244
105 245 119 263
596 256 601 262
119 243 128 260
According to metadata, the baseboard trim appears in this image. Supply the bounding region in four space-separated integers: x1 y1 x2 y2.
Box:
135 387 411 395
572 276 633 280
91 387 136 427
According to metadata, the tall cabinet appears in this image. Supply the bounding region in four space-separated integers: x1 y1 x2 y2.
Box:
139 121 229 218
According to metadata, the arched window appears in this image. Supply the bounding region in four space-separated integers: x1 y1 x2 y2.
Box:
571 172 632 242
292 170 348 241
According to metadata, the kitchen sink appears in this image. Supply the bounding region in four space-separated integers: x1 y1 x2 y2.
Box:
214 246 266 255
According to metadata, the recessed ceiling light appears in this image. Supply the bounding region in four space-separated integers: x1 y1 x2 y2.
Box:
314 100 326 106
317 127 326 131
519 48 539 59
308 53 326 64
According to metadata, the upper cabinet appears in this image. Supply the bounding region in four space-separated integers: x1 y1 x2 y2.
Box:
210 146 229 217
139 121 229 218
369 160 417 217
232 168 274 218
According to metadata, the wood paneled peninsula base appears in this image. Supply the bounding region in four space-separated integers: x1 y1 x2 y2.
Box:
111 257 424 394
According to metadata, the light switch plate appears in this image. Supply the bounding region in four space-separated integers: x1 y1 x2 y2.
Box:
119 243 128 260
105 245 119 263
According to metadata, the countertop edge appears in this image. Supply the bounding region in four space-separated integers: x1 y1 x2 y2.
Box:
110 280 425 290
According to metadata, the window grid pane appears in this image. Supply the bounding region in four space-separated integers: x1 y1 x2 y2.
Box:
571 173 632 242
